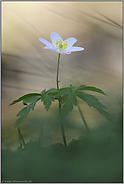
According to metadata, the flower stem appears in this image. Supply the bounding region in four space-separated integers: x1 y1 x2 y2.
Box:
17 127 26 147
56 53 60 90
56 53 67 146
59 100 67 146
77 103 90 131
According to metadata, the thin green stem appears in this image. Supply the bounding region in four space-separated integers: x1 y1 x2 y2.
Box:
17 127 26 147
59 100 67 146
56 53 60 90
56 53 67 146
77 103 90 131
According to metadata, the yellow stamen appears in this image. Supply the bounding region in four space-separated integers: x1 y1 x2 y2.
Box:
56 39 67 51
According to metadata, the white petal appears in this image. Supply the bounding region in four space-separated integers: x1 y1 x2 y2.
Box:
69 46 84 52
63 52 71 54
59 50 71 54
44 47 58 52
51 32 63 48
39 38 53 48
64 37 77 49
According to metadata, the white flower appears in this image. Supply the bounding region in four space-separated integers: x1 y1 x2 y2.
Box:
39 32 84 54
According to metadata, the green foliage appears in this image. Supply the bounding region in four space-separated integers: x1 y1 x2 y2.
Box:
46 88 58 95
41 93 55 111
97 109 113 122
75 85 106 95
41 88 58 111
10 88 56 128
70 84 77 92
23 96 42 104
60 92 77 116
15 102 37 128
57 85 112 122
76 92 107 109
76 91 112 122
10 85 112 128
2 116 122 182
9 93 42 106
55 87 71 97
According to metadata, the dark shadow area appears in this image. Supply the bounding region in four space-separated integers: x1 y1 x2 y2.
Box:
1 110 122 183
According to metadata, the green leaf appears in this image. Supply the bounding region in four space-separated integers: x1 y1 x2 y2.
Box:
76 91 112 122
60 94 69 105
76 92 86 103
9 93 42 106
97 109 113 122
40 89 46 94
70 92 77 106
15 102 37 128
16 106 30 117
75 85 86 91
46 88 58 95
41 93 54 111
70 84 77 92
76 86 106 95
55 87 71 97
43 100 51 111
15 116 25 129
62 99 73 116
76 92 107 109
23 96 41 104
60 92 77 116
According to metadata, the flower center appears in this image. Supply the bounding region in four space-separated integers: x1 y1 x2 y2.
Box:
56 39 67 51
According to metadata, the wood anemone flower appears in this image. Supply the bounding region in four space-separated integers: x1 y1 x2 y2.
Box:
39 32 84 54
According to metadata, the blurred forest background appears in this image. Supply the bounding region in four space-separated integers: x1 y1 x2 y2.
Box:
1 2 122 150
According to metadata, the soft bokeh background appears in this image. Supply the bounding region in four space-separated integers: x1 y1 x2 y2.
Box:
1 1 122 149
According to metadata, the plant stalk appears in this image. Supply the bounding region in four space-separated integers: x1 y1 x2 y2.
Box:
17 127 26 147
56 53 60 90
59 100 67 146
77 103 90 131
56 53 67 146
